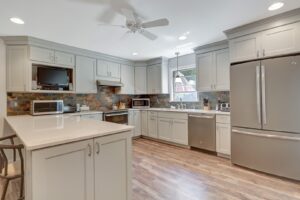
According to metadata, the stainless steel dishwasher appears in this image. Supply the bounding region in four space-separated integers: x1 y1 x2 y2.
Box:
188 113 216 151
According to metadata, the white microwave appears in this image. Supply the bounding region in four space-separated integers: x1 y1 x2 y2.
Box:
132 98 150 109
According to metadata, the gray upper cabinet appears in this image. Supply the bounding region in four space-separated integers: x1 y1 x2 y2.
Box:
197 52 214 92
227 16 300 63
55 51 75 67
195 41 230 92
96 60 121 81
215 49 230 91
30 46 75 67
7 46 29 92
76 56 97 94
261 23 300 58
30 46 54 64
117 64 135 94
134 66 147 94
147 64 162 94
229 33 261 63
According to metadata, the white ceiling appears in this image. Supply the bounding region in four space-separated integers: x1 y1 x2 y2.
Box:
1 0 300 61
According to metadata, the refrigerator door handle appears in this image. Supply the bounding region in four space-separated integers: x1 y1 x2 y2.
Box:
261 65 267 125
256 66 261 124
232 129 300 141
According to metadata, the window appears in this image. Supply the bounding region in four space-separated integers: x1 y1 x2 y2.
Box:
171 67 198 102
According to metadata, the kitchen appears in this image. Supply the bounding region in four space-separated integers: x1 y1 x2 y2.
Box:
1 1 300 200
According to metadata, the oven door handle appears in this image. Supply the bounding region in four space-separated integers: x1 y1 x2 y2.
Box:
104 113 128 117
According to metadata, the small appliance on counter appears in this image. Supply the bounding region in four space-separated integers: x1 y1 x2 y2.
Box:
63 104 76 113
132 98 150 108
30 100 64 116
203 98 211 111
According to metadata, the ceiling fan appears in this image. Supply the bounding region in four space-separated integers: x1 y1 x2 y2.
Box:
99 8 170 40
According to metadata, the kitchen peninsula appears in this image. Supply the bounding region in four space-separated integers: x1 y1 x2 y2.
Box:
5 115 134 200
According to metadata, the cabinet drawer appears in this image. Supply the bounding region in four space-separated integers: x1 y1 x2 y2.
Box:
148 111 158 117
216 115 231 124
158 112 188 120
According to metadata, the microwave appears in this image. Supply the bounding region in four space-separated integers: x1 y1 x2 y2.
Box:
132 98 150 109
30 100 64 116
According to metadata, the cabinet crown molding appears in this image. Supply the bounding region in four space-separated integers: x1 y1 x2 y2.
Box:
194 40 229 55
224 8 300 39
1 36 135 65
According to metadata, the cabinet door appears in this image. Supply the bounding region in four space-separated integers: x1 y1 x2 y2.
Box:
7 46 29 92
108 62 121 79
261 23 300 58
119 64 135 94
31 140 94 200
134 111 141 136
30 46 54 64
172 119 188 145
197 52 214 92
158 118 172 141
229 33 261 63
55 51 75 67
215 49 230 91
141 111 148 136
134 67 147 94
128 110 135 136
147 65 161 94
216 123 231 155
76 56 97 93
148 116 158 138
96 60 109 77
94 133 132 200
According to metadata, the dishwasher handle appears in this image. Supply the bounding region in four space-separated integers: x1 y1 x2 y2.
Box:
188 114 215 119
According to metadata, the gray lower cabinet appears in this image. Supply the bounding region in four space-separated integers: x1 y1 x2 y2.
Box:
31 132 132 200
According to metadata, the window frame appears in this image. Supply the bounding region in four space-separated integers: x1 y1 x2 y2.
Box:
169 64 198 102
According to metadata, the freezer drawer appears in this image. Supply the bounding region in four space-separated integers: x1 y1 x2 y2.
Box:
231 128 300 180
188 114 216 151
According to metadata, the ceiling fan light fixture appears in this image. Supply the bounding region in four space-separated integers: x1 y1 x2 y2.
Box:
268 2 284 11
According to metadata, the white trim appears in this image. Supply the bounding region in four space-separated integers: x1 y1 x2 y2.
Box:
0 39 6 137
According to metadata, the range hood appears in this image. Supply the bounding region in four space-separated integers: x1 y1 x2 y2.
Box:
97 80 123 87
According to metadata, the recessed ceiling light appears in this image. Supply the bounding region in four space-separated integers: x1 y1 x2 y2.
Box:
268 2 284 11
10 17 25 24
132 52 138 56
178 35 187 41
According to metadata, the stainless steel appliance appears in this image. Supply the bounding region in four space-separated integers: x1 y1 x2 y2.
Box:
188 113 216 151
132 98 150 109
103 110 128 125
30 100 64 115
231 55 300 180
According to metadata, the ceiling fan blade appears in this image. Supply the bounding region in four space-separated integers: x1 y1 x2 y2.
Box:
139 29 158 40
98 23 126 28
141 18 169 28
121 8 137 22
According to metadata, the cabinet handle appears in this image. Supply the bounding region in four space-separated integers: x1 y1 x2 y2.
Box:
87 144 92 157
95 142 100 155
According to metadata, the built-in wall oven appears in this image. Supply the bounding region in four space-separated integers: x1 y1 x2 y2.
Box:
103 110 128 125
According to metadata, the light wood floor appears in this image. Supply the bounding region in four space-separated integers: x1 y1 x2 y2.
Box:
132 138 300 200
1 138 300 200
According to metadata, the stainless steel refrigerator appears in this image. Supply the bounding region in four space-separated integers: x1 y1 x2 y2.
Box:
230 55 300 180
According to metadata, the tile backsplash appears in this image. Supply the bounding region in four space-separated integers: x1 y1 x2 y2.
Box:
7 87 229 116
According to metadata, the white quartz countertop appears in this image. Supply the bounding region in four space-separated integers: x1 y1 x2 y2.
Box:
5 115 133 151
129 108 230 115
64 111 103 116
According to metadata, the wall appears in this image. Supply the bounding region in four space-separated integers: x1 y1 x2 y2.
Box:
0 39 6 137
